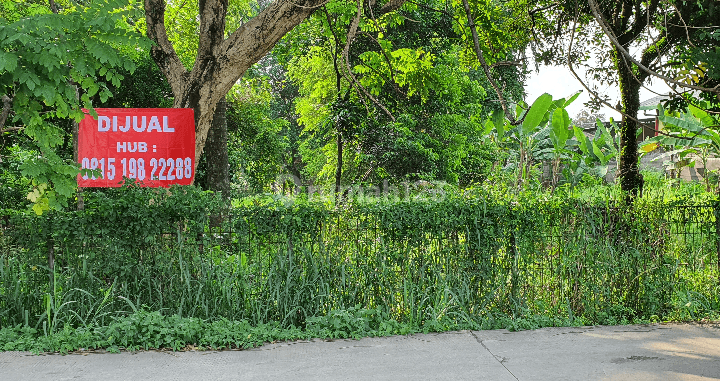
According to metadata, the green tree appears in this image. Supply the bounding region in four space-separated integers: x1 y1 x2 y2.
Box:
226 78 287 193
142 0 348 185
284 0 525 191
0 0 149 213
532 0 719 202
99 54 173 109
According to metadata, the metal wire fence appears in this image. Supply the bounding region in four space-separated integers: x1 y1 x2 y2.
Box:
209 202 720 315
2 202 718 324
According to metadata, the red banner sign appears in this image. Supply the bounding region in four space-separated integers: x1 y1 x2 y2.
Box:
77 108 195 187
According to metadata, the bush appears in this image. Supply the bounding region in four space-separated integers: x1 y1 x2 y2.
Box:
1 183 718 352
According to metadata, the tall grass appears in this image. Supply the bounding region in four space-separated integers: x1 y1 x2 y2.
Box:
1 186 719 335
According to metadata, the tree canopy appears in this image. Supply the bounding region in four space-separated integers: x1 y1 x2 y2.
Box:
8 0 719 209
530 0 719 201
0 0 148 213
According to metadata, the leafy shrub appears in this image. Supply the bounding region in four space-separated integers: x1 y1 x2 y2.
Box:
0 145 33 210
306 306 413 339
1 183 718 353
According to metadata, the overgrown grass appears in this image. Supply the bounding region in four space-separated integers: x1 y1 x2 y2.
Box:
0 304 613 355
1 174 719 353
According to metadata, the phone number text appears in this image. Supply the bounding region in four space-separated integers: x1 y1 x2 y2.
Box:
80 157 193 181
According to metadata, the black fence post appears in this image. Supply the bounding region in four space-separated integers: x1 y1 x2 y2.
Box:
715 202 720 286
46 215 55 298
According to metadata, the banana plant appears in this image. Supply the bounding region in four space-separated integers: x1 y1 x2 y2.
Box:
485 91 581 190
559 115 622 187
557 122 595 189
589 118 620 178
543 92 582 190
640 103 720 191
515 93 553 187
522 91 584 191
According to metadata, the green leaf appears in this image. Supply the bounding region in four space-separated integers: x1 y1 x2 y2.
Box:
492 110 505 139
688 104 716 127
0 51 18 71
573 125 589 155
491 109 504 131
31 199 50 215
483 120 494 136
659 114 704 133
53 176 77 198
596 165 609 178
522 93 553 135
550 108 570 149
565 91 582 107
591 139 607 165
594 119 618 157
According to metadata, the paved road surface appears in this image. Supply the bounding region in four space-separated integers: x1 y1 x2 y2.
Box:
1 323 719 380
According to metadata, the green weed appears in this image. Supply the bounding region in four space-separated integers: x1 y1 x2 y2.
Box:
1 181 719 353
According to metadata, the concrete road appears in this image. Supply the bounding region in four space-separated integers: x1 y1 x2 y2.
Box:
1 323 719 380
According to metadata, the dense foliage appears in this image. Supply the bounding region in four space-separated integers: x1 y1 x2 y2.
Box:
1 176 718 352
280 0 526 190
0 0 148 213
2 0 720 354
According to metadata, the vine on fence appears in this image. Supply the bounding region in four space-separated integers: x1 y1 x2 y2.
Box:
1 186 718 332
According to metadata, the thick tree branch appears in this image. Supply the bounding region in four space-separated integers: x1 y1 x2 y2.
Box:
461 0 519 125
378 0 406 15
587 0 719 95
144 0 189 97
618 1 630 34
637 38 666 83
341 0 395 121
48 0 59 14
221 0 325 81
286 0 330 9
620 0 657 44
492 59 524 68
0 127 22 134
195 0 228 66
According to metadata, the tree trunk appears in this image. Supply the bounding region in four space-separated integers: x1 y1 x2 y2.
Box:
204 98 230 197
614 47 643 203
144 0 328 184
